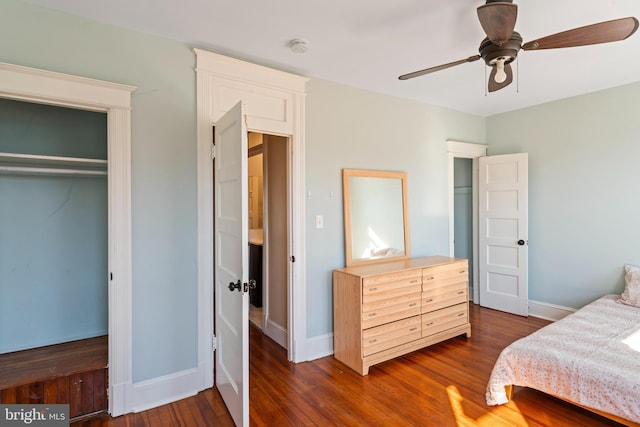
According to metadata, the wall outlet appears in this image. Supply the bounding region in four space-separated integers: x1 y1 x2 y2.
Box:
315 215 324 229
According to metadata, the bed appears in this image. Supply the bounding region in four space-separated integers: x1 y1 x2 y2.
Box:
486 293 640 426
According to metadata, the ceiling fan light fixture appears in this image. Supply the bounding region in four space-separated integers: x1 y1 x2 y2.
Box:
493 57 508 83
488 61 513 92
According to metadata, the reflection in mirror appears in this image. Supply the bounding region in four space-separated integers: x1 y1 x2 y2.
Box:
343 169 410 266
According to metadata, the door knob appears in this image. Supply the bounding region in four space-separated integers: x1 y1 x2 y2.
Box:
243 279 257 293
517 240 526 246
228 280 241 292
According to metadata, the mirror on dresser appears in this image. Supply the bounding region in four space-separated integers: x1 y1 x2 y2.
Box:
342 169 410 266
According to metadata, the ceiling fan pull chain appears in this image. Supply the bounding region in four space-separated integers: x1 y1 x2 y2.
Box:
516 57 519 94
484 65 488 97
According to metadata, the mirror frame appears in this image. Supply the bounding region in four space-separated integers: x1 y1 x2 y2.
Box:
342 169 411 267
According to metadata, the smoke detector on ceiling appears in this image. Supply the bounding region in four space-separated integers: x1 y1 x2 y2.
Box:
289 38 310 54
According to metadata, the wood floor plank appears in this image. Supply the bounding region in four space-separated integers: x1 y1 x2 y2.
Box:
56 376 70 406
0 387 17 403
44 379 58 404
17 384 30 403
69 373 83 418
93 370 106 410
69 303 625 426
82 371 95 414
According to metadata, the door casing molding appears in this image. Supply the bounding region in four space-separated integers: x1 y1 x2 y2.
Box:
194 49 308 390
447 140 487 304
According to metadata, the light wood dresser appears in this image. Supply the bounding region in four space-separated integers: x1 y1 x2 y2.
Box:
333 256 471 375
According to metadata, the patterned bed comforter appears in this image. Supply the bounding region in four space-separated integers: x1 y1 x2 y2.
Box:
486 294 640 423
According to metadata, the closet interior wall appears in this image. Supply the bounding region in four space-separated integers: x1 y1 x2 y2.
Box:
0 97 109 354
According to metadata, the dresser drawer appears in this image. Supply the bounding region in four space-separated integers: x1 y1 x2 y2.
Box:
362 292 421 329
421 303 468 338
422 281 468 313
362 315 421 357
422 261 468 290
362 270 422 304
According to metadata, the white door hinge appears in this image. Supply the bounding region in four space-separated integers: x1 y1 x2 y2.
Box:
210 143 215 160
212 335 217 351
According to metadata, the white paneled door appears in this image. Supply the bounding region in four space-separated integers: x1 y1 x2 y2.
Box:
479 153 529 316
214 101 249 427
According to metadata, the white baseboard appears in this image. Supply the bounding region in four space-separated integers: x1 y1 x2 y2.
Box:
264 318 288 349
129 367 203 413
528 299 576 322
303 333 333 361
109 381 130 417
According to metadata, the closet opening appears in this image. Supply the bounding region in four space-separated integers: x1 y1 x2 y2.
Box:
448 141 486 304
0 98 109 419
453 158 474 297
247 132 289 350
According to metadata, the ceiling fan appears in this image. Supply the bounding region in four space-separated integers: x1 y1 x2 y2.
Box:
399 1 639 92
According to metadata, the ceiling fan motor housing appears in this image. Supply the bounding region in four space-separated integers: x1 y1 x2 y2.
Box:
479 31 522 65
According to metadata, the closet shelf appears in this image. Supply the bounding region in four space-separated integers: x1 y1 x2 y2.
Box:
0 152 107 176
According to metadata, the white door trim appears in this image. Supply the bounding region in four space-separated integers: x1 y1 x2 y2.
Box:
447 140 487 304
0 61 135 416
195 49 308 391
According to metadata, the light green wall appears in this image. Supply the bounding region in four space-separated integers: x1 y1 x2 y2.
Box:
486 82 640 308
1 0 198 382
305 79 485 336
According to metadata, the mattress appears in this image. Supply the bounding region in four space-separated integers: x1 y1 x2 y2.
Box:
486 294 640 423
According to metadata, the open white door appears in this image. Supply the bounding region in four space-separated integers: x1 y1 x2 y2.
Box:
214 101 249 427
479 153 528 316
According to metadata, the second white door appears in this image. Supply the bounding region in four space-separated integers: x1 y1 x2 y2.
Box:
478 153 528 316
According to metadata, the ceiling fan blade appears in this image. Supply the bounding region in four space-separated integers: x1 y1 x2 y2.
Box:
398 55 481 80
522 17 639 50
488 62 513 92
477 2 518 45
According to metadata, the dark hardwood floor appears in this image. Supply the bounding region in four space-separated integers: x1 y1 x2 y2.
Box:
72 304 624 426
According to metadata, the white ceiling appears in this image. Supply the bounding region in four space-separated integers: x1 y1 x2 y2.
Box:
26 0 640 116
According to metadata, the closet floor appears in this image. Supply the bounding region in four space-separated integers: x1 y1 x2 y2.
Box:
0 335 108 420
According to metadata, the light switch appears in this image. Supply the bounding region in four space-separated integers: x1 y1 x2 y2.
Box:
315 215 324 229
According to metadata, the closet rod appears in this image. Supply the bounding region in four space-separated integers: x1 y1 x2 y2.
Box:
0 166 107 176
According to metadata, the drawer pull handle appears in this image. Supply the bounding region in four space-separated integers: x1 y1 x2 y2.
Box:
458 313 465 317
368 313 377 317
426 299 433 303
426 322 434 327
426 277 434 281
369 287 378 291
458 291 465 295
369 339 377 343
459 270 466 274
410 279 419 284
409 303 417 307
409 327 418 332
